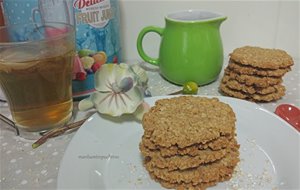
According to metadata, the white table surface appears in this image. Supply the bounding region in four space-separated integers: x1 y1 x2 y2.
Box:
0 59 299 190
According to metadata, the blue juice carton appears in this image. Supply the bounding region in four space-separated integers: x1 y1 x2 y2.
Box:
72 0 122 100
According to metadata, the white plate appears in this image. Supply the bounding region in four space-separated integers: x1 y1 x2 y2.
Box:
57 96 300 189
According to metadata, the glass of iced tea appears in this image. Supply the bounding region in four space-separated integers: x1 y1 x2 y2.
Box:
0 22 75 139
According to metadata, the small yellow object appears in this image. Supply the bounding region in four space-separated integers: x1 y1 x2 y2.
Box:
182 81 199 94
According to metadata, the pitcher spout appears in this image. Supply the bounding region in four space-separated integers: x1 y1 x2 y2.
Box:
217 16 227 23
215 16 227 25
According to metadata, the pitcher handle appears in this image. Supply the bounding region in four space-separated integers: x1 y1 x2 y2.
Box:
137 26 164 66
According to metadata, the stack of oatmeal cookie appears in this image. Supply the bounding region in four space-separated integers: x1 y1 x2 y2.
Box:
220 46 293 102
140 96 240 190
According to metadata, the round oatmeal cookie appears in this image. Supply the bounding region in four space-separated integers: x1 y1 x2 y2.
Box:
220 82 285 102
141 144 227 171
142 96 236 148
142 135 233 157
230 46 294 69
221 74 283 95
228 60 291 77
144 148 240 184
224 68 282 88
148 171 228 190
140 138 238 171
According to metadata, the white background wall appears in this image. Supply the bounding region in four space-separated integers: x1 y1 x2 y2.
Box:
119 0 299 62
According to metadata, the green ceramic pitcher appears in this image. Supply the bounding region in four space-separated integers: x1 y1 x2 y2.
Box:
137 10 227 85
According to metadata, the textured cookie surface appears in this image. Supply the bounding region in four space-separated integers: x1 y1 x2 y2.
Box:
140 144 226 171
220 82 285 102
142 96 236 148
144 148 240 184
222 74 283 95
230 46 293 69
148 172 229 190
224 68 282 88
228 60 291 77
140 138 238 171
142 135 232 157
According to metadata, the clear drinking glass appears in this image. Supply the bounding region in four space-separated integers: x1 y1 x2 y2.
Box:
0 22 75 139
